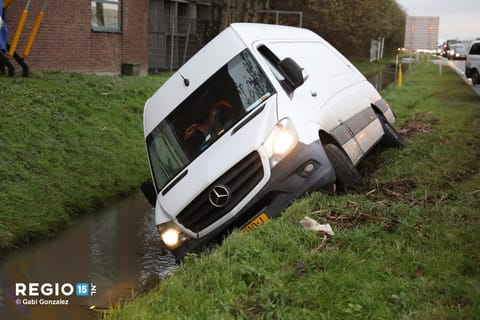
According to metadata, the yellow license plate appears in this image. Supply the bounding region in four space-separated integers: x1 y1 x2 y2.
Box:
241 212 269 233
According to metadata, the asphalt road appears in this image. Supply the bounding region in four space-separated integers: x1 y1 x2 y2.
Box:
443 58 480 96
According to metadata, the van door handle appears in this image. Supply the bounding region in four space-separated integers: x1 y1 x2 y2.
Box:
310 91 317 97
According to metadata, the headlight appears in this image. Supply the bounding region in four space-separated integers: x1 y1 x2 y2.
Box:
161 228 180 247
157 223 188 249
263 118 298 168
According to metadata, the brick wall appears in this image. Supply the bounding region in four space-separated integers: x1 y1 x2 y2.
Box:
4 0 148 74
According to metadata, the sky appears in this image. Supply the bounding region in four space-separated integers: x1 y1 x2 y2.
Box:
396 0 480 42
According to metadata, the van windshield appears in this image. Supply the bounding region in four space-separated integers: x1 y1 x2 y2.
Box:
147 49 275 192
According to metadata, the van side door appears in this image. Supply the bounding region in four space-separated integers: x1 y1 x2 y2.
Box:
256 41 366 163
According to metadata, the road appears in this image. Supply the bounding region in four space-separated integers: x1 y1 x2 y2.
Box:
442 58 480 96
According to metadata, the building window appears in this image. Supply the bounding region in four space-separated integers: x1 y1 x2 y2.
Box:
91 0 121 32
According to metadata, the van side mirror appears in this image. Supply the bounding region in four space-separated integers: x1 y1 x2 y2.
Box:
141 180 157 207
278 57 305 91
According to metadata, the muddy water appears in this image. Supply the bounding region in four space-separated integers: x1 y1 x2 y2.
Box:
0 193 177 320
366 67 397 92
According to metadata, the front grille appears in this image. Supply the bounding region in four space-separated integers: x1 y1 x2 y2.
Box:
177 152 264 232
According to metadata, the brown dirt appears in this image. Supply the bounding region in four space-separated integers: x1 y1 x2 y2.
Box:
399 112 439 138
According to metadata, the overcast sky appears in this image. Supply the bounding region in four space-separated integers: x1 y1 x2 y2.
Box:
396 0 480 41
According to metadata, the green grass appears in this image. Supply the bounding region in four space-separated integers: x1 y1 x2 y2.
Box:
354 57 394 76
107 63 480 319
0 72 169 251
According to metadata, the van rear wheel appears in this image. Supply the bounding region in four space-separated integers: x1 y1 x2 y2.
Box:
323 143 363 193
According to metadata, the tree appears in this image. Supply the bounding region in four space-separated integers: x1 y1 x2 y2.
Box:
268 0 406 59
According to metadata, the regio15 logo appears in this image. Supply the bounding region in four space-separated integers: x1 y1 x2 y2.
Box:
15 282 96 297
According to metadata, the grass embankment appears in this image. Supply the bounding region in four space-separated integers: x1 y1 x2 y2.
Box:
0 73 168 251
108 62 480 319
353 57 396 75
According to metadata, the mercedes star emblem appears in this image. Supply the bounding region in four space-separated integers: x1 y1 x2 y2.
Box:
209 185 230 208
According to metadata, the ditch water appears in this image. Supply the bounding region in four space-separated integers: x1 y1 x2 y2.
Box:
366 64 397 91
0 193 177 320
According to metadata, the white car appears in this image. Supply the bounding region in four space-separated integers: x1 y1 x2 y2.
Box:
141 23 403 260
466 40 480 85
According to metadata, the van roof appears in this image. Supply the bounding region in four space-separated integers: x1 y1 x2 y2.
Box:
144 23 320 137
230 23 319 44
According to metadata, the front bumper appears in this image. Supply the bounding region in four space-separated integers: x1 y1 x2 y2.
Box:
169 140 335 260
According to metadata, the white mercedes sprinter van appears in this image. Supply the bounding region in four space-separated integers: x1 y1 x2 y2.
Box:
141 23 403 260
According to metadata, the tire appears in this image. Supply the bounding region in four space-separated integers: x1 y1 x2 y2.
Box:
378 114 404 149
465 67 472 78
323 143 363 193
471 69 480 86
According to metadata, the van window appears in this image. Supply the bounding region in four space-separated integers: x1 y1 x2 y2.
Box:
258 45 283 80
470 43 480 55
147 49 275 191
264 42 353 78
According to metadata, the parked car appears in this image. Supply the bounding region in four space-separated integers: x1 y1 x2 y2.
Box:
447 43 466 60
466 40 480 85
140 23 404 260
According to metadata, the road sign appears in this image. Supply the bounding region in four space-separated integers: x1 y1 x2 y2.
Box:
404 16 439 50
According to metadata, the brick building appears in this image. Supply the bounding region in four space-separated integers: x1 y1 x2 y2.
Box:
2 1 262 75
4 0 149 75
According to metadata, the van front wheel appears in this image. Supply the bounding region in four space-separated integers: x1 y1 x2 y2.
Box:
323 143 363 193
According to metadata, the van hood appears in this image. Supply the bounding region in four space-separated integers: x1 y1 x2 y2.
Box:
155 97 278 226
